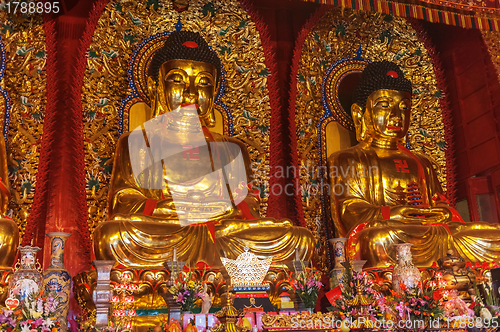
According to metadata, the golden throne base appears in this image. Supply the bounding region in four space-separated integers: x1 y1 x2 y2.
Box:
74 267 297 330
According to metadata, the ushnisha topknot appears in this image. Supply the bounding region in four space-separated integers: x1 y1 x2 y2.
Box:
150 31 222 86
353 60 412 111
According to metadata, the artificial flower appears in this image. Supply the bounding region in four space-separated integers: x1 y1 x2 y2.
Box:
43 317 54 328
0 290 61 332
387 281 444 325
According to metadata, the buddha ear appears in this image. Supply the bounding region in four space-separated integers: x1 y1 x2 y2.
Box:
202 79 218 128
148 75 166 117
203 109 216 128
147 76 157 104
215 80 221 96
351 103 365 142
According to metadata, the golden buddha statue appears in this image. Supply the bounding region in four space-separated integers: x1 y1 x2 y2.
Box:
0 137 19 269
327 60 500 269
93 31 313 268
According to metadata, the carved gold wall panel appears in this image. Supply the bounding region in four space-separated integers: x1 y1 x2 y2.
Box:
83 0 274 234
0 14 46 239
482 30 500 83
294 8 448 267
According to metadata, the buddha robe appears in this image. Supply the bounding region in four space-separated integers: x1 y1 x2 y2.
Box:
0 137 18 269
93 127 313 268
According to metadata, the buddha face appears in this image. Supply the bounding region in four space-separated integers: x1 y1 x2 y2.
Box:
353 89 411 142
150 59 217 126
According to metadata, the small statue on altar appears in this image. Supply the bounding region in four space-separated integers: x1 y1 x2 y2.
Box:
93 31 314 268
200 283 213 314
435 249 475 292
19 74 32 97
327 60 500 268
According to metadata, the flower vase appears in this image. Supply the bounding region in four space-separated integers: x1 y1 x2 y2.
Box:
306 308 314 314
329 238 348 268
329 238 347 287
392 243 421 294
329 268 344 288
7 245 42 306
43 232 71 332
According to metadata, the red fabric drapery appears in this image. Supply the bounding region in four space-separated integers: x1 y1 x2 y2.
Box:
22 1 108 276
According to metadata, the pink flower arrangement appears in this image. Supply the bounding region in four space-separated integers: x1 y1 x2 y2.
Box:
293 268 323 309
444 297 474 318
168 272 203 312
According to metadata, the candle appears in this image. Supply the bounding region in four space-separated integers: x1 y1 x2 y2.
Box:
173 248 177 262
295 249 299 261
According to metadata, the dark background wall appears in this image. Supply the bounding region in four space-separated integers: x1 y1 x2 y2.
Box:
425 22 500 221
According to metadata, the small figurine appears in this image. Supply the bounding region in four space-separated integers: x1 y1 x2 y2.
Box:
435 249 476 293
200 283 212 315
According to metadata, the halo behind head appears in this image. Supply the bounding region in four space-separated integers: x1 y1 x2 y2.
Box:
353 60 412 111
150 31 222 86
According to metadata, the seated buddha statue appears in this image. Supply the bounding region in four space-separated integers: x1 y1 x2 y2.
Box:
0 137 19 269
93 31 314 268
327 60 500 269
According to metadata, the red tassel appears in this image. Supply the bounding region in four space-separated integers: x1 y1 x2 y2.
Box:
240 0 301 223
22 19 59 250
58 0 109 264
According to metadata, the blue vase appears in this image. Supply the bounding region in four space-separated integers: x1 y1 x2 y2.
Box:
328 238 347 268
43 232 71 332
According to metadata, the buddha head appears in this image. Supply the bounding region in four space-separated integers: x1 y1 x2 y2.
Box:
351 61 412 143
148 31 222 127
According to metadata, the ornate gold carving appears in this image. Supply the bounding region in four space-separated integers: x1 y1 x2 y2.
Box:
294 9 448 268
482 31 500 82
262 311 333 329
0 14 46 238
83 0 274 234
74 268 292 314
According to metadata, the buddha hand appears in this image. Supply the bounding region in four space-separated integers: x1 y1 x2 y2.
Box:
377 205 453 224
